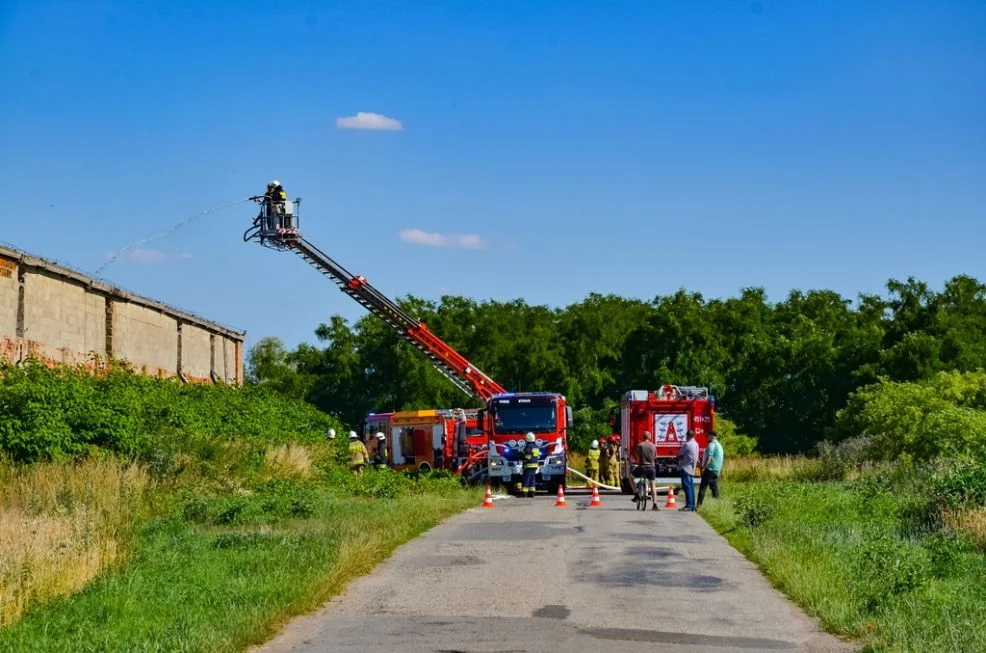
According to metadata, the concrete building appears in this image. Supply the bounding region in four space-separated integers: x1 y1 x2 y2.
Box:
0 243 244 384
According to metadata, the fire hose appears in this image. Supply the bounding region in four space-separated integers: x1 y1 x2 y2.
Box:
564 467 621 492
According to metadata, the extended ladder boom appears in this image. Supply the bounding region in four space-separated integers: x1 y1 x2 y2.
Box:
244 197 506 403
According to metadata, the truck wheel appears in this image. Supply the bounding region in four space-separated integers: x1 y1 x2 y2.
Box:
418 462 432 473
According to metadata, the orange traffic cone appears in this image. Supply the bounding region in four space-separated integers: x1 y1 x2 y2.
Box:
482 485 494 508
589 484 602 507
554 484 567 507
664 486 677 509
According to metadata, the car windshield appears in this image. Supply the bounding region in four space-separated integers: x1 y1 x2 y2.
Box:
493 405 556 434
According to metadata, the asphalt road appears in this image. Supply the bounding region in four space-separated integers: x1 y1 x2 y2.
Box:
257 491 857 653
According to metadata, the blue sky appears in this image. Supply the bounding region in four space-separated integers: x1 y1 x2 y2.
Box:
2 1 984 352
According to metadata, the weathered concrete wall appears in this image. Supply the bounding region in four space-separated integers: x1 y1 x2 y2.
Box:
22 269 106 363
0 244 245 384
110 301 178 377
181 324 213 382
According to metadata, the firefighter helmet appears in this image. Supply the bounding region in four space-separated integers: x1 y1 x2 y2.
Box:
348 431 358 439
590 439 599 449
375 432 386 440
525 432 536 443
327 428 336 440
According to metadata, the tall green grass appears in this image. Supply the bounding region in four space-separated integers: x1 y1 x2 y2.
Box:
0 439 481 651
0 490 477 652
701 475 986 652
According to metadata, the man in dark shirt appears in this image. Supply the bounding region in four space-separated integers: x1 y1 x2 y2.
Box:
635 431 659 510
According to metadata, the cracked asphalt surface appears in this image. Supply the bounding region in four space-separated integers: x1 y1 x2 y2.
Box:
256 491 858 653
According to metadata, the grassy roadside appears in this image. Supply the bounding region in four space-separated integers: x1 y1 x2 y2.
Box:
0 442 481 652
700 474 986 652
0 490 476 652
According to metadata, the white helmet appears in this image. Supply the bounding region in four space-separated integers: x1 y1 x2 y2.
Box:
525 432 536 443
269 179 280 187
591 439 599 449
375 432 386 440
348 431 359 439
327 428 336 440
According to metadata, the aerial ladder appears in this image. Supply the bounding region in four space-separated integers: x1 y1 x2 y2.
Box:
242 192 507 405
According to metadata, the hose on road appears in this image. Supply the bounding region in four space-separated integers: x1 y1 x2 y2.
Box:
565 467 621 492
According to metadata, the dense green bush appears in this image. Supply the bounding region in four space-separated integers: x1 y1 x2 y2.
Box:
714 416 758 457
0 360 340 462
835 370 986 463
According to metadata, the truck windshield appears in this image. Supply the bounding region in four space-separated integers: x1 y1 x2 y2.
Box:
492 405 556 434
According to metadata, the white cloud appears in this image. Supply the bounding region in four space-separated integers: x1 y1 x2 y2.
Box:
336 112 404 131
110 249 193 264
399 229 488 250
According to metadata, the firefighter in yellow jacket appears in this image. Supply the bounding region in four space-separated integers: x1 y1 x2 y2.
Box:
586 439 600 484
598 437 612 485
608 435 621 486
348 431 369 475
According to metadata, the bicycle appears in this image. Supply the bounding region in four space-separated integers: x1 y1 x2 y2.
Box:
633 466 660 510
632 466 653 510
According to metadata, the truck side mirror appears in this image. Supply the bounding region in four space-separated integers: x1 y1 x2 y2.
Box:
477 409 485 430
565 405 574 429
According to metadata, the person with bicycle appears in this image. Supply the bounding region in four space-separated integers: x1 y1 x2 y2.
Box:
634 431 659 510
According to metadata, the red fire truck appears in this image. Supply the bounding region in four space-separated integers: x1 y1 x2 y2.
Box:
611 385 716 493
363 408 484 473
244 191 571 492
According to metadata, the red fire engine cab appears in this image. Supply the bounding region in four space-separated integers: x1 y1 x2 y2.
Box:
612 385 716 494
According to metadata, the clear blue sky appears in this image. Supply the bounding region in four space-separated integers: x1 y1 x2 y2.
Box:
2 1 984 352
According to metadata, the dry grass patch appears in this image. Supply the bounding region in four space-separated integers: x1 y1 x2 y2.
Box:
262 444 313 480
944 507 986 550
0 458 147 627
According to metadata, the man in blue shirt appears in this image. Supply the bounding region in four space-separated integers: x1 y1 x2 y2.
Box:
678 430 699 512
698 430 724 507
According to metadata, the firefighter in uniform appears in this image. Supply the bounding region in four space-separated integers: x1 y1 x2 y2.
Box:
522 432 540 497
586 439 600 484
608 436 621 487
598 437 612 486
265 180 287 229
372 432 389 470
348 431 369 475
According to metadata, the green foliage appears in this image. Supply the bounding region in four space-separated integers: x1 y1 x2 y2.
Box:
926 459 986 507
249 274 986 455
0 360 340 463
851 530 930 610
702 474 986 652
713 416 758 457
835 370 986 462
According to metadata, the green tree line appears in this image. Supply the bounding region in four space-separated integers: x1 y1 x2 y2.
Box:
248 274 986 454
